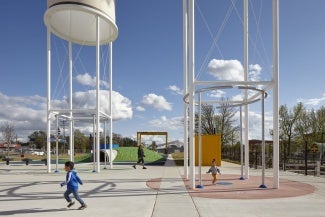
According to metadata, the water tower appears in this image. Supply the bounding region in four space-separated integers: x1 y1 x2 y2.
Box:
44 0 118 173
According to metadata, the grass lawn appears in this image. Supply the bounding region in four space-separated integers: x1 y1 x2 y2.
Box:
1 147 167 165
114 147 166 164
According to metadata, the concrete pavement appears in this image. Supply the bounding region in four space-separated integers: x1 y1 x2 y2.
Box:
0 156 325 217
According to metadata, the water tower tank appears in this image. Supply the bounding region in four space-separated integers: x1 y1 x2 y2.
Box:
44 0 118 45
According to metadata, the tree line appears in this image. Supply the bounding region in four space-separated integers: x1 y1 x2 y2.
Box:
0 124 137 154
197 101 325 174
1 101 325 173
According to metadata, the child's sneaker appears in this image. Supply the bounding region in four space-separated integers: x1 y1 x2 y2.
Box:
78 204 87 210
143 167 147 169
132 165 136 169
67 201 75 208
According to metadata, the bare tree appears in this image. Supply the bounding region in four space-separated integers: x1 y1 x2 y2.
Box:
200 104 215 134
214 100 238 148
0 121 16 157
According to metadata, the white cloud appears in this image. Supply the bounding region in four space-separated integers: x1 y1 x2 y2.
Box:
136 106 145 111
207 59 244 81
207 59 263 82
148 116 183 131
231 94 244 102
0 90 133 142
75 73 109 88
168 85 183 95
72 90 132 120
0 93 47 142
249 64 262 81
207 89 226 98
251 111 273 140
298 93 325 107
140 135 166 145
141 93 172 111
235 110 273 140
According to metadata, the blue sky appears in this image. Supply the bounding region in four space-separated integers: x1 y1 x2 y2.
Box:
0 0 325 144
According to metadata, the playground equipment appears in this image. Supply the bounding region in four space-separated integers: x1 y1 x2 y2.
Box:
44 0 118 173
182 0 279 189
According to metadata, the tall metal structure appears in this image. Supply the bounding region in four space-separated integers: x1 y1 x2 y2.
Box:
44 0 118 173
183 0 279 189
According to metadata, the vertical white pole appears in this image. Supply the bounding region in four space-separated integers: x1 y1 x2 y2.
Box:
71 123 74 160
96 15 101 172
273 0 280 189
240 106 244 179
69 41 73 162
55 115 59 172
109 42 113 169
261 92 266 188
46 29 52 173
104 121 107 169
188 0 195 189
183 0 189 179
92 115 96 172
244 0 250 179
198 93 202 187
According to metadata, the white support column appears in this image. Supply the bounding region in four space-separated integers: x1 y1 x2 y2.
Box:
69 41 73 162
260 91 266 188
71 120 74 160
104 121 107 169
92 115 96 172
109 42 113 169
55 115 59 173
197 92 202 188
96 15 101 172
188 0 195 189
183 0 189 179
243 0 250 179
240 106 244 179
273 0 280 189
46 29 52 173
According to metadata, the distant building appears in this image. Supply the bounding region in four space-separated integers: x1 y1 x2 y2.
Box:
0 143 21 152
157 140 184 153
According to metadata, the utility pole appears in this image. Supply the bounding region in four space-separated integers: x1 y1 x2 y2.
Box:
320 130 324 165
61 120 66 154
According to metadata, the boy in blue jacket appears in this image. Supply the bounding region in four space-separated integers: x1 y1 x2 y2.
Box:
60 161 87 210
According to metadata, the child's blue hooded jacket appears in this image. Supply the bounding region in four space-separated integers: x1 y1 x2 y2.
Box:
62 169 83 190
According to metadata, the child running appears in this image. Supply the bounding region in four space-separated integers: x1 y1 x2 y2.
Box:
207 158 221 184
60 161 87 210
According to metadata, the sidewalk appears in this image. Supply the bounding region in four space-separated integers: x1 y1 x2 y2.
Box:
0 157 325 217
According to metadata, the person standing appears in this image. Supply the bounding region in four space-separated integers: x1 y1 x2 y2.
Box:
133 144 147 169
60 161 87 210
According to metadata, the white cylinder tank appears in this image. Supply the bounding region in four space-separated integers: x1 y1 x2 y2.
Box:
44 0 118 45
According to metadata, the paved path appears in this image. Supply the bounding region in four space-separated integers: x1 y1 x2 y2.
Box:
0 157 325 217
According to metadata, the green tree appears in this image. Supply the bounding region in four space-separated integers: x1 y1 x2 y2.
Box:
295 105 317 175
73 129 89 152
279 103 302 170
316 106 325 162
28 131 47 150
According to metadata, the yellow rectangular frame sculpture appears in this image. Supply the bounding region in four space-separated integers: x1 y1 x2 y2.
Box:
195 134 221 166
